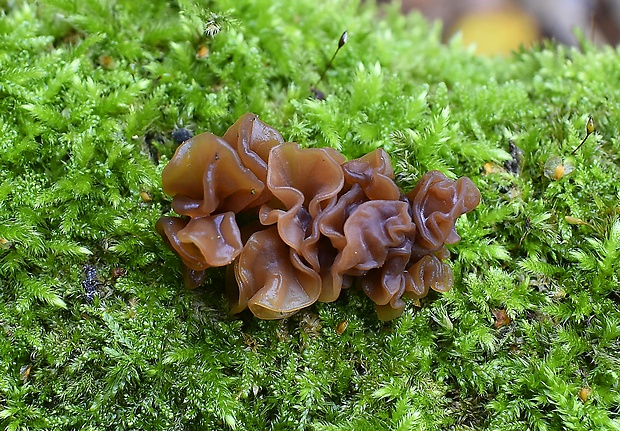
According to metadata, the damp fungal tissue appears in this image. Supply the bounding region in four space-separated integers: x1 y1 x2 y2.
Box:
156 113 481 321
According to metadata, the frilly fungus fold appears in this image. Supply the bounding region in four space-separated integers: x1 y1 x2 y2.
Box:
341 148 401 201
231 227 321 319
407 170 481 257
259 142 346 272
155 213 243 270
162 133 264 218
157 113 481 320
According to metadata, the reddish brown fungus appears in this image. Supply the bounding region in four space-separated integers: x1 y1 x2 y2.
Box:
407 171 481 257
231 227 321 319
259 141 346 272
156 213 243 271
157 113 481 320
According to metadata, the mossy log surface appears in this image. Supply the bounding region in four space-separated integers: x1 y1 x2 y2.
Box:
1 0 619 430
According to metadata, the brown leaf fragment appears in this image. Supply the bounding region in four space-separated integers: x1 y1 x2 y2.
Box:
492 308 511 329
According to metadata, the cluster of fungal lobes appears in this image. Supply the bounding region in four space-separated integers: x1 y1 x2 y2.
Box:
156 113 481 321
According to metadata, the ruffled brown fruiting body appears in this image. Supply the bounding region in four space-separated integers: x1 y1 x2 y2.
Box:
157 113 481 320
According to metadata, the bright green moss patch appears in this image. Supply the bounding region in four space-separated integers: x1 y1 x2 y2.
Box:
1 0 620 429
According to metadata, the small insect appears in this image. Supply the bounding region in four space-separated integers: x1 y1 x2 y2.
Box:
311 87 326 101
504 140 523 175
139 191 152 202
82 265 101 303
311 30 348 100
204 19 221 37
171 127 193 144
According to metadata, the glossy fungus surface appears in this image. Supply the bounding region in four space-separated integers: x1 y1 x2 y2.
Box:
157 113 481 320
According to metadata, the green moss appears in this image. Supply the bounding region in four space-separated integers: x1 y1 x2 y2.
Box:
1 0 619 429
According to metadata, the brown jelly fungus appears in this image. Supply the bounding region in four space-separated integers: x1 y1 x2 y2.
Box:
157 113 481 320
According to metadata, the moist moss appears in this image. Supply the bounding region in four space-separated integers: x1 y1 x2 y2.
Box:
1 0 619 430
